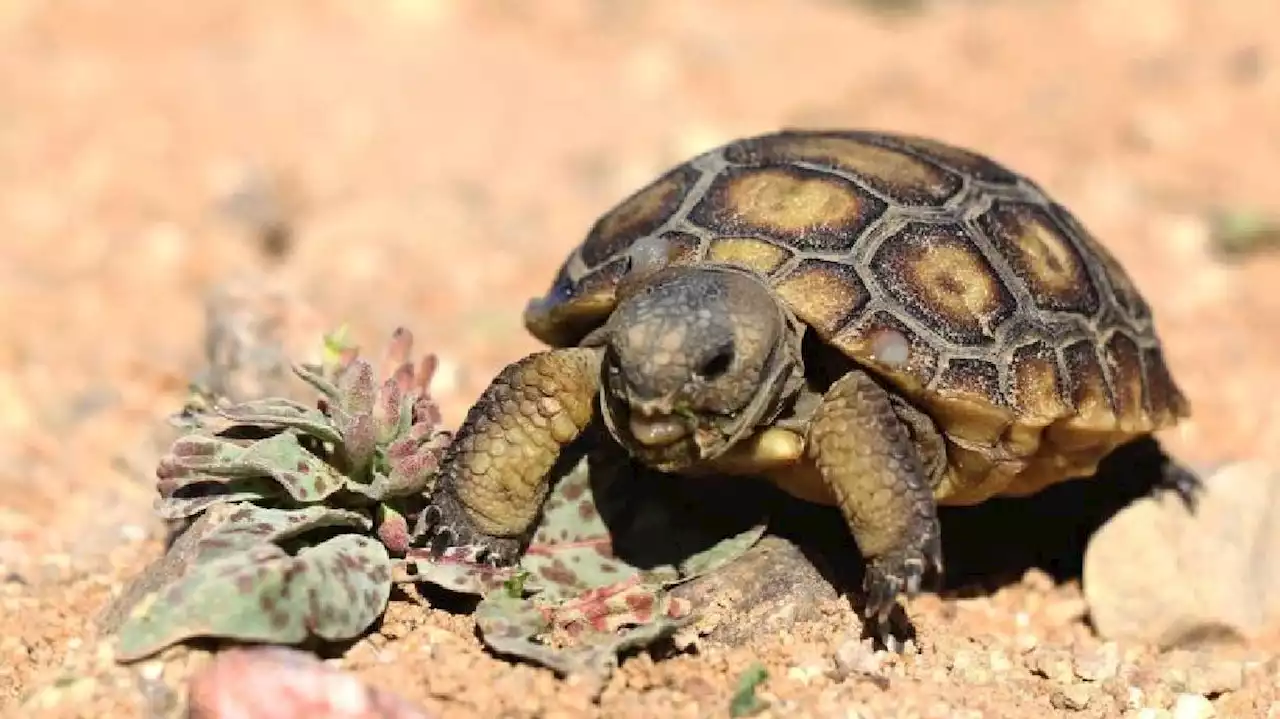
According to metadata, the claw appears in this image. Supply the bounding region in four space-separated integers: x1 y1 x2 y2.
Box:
1161 461 1204 511
427 526 456 555
862 536 944 651
414 491 526 567
421 504 442 524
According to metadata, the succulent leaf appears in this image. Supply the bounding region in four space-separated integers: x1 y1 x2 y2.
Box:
291 363 342 403
158 431 349 504
373 376 408 445
376 504 411 556
114 504 386 662
154 475 280 520
214 398 342 444
475 590 688 680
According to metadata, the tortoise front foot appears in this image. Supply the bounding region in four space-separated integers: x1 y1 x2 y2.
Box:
863 530 943 647
805 368 945 650
416 491 523 567
414 346 604 565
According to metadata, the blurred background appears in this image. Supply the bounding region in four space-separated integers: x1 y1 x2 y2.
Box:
3 0 1280 618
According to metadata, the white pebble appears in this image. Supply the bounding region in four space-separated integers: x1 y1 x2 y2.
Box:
1172 694 1215 719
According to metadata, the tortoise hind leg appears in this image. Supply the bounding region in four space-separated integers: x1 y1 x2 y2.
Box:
805 368 945 645
416 346 603 563
1102 434 1205 510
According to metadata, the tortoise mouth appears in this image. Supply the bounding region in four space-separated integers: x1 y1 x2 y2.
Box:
599 390 739 473
624 417 736 473
627 414 691 448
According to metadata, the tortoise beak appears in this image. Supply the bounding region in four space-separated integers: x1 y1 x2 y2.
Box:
627 414 690 447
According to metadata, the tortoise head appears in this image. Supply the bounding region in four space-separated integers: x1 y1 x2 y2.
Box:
591 259 802 472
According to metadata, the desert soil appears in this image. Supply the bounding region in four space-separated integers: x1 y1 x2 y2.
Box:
3 0 1280 717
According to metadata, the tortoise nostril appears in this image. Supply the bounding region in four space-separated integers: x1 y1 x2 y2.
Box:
695 343 734 380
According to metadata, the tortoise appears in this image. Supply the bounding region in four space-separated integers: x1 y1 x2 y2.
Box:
418 129 1194 638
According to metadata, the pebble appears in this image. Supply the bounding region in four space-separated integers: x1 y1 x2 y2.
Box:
833 637 885 681
787 653 831 685
1029 647 1075 683
1162 652 1244 696
1073 642 1122 682
1051 684 1094 711
1083 461 1280 647
1184 660 1243 697
1171 694 1216 719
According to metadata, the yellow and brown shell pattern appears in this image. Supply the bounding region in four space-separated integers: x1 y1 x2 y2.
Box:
525 130 1189 479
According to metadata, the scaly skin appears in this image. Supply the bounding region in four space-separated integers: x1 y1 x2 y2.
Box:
417 346 603 562
806 368 944 637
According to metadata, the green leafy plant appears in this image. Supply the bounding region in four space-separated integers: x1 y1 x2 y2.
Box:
115 327 450 661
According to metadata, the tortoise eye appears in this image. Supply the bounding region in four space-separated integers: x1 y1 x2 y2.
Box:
695 344 734 380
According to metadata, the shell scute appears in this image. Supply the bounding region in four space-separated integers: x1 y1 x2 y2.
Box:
832 311 938 394
687 165 888 252
724 131 965 206
772 259 870 337
580 164 701 267
872 133 1022 186
976 201 1101 316
867 221 1018 346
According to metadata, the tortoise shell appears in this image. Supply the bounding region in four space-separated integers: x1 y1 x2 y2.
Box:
524 130 1189 502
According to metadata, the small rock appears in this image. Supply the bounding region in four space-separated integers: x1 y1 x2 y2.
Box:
188 646 433 719
1161 652 1244 697
1051 684 1094 711
1185 660 1243 697
1073 642 1122 682
833 636 886 681
672 536 839 649
1171 694 1216 719
788 651 833 686
1028 646 1075 683
1084 461 1280 647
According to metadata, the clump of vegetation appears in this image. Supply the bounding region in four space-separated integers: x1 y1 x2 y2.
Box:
114 327 450 661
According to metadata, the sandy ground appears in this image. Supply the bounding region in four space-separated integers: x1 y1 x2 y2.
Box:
3 0 1280 716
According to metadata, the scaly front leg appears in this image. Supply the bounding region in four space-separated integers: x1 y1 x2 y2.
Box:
416 346 604 564
805 368 945 644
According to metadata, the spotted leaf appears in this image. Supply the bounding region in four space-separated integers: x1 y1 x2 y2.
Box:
158 431 349 504
115 521 390 662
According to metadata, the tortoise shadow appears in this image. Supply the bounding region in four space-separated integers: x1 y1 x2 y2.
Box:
589 431 1186 625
